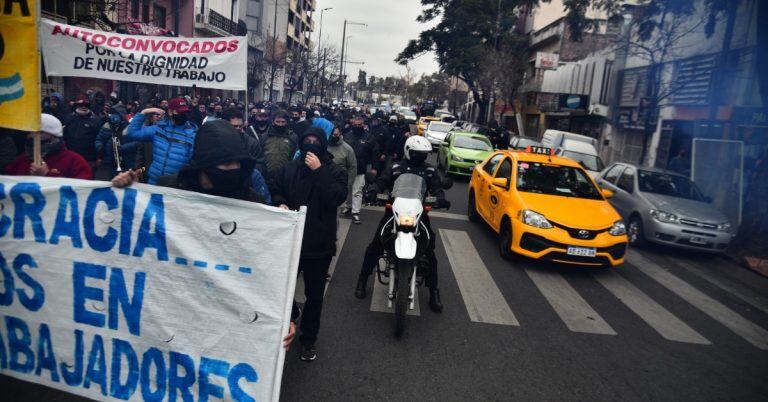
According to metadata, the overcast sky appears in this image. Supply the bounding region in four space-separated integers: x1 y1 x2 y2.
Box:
314 0 440 81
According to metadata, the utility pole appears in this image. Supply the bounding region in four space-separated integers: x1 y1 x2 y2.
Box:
313 7 332 102
338 20 367 100
268 0 278 102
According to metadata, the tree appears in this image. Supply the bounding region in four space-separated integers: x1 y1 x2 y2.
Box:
357 70 368 89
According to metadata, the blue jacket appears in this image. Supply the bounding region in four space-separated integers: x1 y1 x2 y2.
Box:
312 117 334 138
127 113 197 184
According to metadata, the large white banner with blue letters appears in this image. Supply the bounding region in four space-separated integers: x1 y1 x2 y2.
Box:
0 176 305 401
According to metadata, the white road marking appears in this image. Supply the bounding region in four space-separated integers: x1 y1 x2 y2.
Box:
593 271 710 344
440 229 519 326
524 266 616 335
628 250 768 350
672 258 768 315
370 260 421 316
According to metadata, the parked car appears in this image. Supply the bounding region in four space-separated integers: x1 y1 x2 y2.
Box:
555 139 604 177
400 110 418 123
424 121 455 147
437 131 494 176
464 123 490 135
509 136 542 150
596 163 734 252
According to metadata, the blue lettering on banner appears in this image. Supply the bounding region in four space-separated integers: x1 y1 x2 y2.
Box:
35 323 60 382
0 183 13 237
141 347 167 402
13 253 45 312
175 257 188 266
119 187 138 256
199 357 229 402
169 351 196 402
11 182 47 242
60 329 85 386
83 333 108 395
49 186 83 248
0 252 14 306
108 268 146 336
110 338 139 399
228 363 258 402
73 262 107 329
132 193 168 262
6 316 34 373
84 188 119 252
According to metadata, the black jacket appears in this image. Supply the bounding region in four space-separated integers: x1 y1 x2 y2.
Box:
62 112 107 162
270 127 348 258
343 128 381 174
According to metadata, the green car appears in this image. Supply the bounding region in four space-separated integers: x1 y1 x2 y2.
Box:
437 131 494 176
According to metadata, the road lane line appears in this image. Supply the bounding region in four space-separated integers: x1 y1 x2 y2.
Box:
370 260 421 316
295 218 352 303
524 266 616 335
439 229 519 326
628 250 768 350
362 205 468 221
593 271 710 344
672 258 768 315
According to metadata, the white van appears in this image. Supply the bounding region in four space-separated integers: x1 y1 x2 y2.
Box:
554 139 605 177
540 129 599 149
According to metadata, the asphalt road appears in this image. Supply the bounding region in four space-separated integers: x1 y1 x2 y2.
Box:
3 153 768 401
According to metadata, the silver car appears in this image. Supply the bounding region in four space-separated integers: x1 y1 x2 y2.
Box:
596 163 734 252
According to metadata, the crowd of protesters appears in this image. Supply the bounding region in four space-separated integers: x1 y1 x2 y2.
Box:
1 90 416 362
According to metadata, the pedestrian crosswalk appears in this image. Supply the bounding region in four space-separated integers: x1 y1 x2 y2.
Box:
347 226 768 350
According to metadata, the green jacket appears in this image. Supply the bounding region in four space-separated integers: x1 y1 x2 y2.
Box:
328 138 357 188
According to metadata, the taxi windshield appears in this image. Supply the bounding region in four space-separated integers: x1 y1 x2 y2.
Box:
516 162 602 200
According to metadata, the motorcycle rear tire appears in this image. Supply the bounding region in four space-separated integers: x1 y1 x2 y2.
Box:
394 259 414 338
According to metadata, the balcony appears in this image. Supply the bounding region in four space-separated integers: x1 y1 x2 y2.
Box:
530 18 564 48
195 9 246 36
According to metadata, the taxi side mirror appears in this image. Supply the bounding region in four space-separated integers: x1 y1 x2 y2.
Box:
492 177 509 188
601 188 614 199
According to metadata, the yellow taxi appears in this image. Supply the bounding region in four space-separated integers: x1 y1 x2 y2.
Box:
417 116 440 136
468 146 628 266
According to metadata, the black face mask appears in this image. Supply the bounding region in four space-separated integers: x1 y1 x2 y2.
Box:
329 136 341 144
273 124 287 134
300 143 325 161
409 152 428 166
26 138 62 158
172 113 189 126
203 167 242 196
353 127 364 136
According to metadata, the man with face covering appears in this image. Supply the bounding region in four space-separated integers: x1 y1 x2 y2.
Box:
340 116 380 224
126 96 198 184
269 126 348 362
62 94 107 168
6 113 93 179
261 110 299 181
248 108 270 141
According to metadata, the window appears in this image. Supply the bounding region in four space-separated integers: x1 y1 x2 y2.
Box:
617 168 636 193
153 5 166 28
483 154 504 175
495 159 513 180
602 164 625 185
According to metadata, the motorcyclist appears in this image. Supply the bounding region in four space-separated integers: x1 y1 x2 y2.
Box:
354 135 450 313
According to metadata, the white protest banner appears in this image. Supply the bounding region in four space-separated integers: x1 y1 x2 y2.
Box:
0 176 305 401
39 19 247 90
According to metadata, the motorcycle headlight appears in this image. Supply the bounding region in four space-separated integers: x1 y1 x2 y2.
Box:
609 220 627 236
650 209 678 223
522 210 552 229
718 222 731 232
399 215 415 227
451 154 464 162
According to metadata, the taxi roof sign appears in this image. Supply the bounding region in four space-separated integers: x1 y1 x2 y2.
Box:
525 145 554 155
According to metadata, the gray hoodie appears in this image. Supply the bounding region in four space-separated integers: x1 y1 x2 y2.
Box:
328 136 357 189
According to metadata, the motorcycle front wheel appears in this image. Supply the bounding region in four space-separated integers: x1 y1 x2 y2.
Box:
394 258 414 338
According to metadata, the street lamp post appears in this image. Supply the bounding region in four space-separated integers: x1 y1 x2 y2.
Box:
338 20 366 100
313 7 332 102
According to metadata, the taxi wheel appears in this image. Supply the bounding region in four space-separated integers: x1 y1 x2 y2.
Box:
499 220 514 260
468 192 480 223
628 216 647 247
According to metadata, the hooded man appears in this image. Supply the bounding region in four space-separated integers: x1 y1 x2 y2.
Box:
261 111 299 181
269 126 348 362
340 117 381 224
126 96 198 184
62 94 107 167
6 113 93 179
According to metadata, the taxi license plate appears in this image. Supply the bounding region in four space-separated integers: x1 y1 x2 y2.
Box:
567 246 596 257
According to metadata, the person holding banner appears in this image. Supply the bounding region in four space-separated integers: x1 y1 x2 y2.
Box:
5 113 92 180
126 96 198 184
270 126 348 362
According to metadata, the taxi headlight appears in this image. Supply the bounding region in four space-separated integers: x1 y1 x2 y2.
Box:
718 222 731 232
650 209 678 224
522 210 552 229
451 154 464 162
399 215 415 227
609 220 627 236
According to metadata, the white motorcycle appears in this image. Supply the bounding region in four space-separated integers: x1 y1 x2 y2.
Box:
370 173 450 337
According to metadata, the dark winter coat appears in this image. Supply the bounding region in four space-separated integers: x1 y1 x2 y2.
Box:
343 128 381 174
269 127 348 258
62 112 107 162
